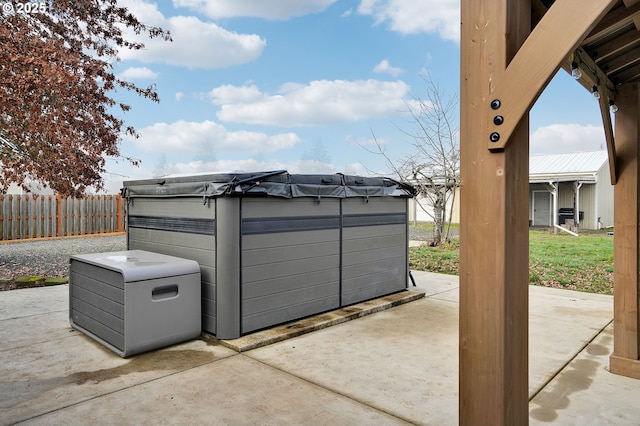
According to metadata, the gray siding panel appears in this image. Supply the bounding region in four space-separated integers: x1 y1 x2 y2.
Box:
342 198 408 305
72 298 124 335
128 225 216 334
244 280 339 315
124 190 409 338
240 198 342 334
342 255 406 305
242 197 339 218
243 269 340 299
70 270 124 303
127 197 214 218
242 229 338 250
343 233 406 253
70 260 124 289
71 282 124 319
128 215 215 236
244 240 339 265
343 197 407 215
243 253 340 283
242 216 339 234
242 295 340 334
72 310 125 351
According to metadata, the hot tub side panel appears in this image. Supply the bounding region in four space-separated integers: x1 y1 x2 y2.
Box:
342 197 408 305
240 198 341 334
126 197 217 333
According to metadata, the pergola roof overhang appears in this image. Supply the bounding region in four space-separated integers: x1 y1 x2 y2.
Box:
559 0 640 92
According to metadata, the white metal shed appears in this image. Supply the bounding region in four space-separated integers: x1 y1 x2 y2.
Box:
529 151 613 230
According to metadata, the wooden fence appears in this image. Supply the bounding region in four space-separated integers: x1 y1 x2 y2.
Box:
0 194 125 241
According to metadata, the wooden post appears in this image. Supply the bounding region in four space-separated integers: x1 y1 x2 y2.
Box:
56 194 62 237
460 0 530 424
116 194 123 233
610 82 640 379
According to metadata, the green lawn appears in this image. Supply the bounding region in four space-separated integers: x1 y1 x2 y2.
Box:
409 229 614 295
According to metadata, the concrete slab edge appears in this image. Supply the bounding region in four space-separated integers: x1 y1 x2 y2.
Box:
216 289 426 352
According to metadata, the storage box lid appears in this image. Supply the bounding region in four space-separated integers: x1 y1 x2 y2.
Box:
122 170 416 200
70 250 200 282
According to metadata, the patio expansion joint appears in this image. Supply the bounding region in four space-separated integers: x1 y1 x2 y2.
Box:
0 332 77 354
528 318 614 402
13 352 238 425
0 308 68 322
241 353 416 425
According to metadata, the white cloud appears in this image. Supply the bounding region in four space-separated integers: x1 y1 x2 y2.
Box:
175 92 184 101
289 160 336 174
137 158 340 177
530 123 606 155
118 67 158 80
373 59 403 77
132 120 301 154
173 0 337 20
211 79 417 126
208 84 266 105
118 0 266 69
357 0 459 42
341 8 354 18
154 159 289 176
344 162 366 175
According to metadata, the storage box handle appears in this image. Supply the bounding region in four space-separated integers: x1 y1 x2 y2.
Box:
152 284 179 301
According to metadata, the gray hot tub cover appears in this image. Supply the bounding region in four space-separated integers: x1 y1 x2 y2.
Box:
122 171 416 200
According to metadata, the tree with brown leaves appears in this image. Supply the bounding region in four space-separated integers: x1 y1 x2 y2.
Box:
0 1 170 196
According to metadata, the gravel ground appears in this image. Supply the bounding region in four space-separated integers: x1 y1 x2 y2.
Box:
408 227 458 243
0 234 126 280
409 227 433 242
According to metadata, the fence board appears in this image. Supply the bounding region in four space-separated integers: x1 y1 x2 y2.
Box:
0 194 125 240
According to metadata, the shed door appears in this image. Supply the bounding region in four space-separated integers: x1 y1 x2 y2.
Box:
533 191 551 226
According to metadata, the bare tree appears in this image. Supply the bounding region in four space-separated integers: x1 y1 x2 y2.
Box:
363 75 460 246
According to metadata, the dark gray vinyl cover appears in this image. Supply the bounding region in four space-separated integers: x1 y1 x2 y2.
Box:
123 171 416 199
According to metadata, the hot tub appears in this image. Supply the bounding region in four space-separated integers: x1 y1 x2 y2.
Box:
122 171 415 339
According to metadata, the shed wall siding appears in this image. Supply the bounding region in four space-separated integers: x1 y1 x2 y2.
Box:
409 187 460 224
597 162 614 228
578 184 596 229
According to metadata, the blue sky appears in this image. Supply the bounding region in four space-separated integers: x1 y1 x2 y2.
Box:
102 0 608 192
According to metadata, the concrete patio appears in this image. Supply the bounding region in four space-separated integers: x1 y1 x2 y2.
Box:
1 271 637 425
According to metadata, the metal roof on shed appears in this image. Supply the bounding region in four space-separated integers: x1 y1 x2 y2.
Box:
529 151 609 183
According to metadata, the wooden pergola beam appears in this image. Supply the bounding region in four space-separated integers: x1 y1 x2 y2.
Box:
486 0 616 151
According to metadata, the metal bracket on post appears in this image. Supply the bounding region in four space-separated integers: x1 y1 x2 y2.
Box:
488 99 504 152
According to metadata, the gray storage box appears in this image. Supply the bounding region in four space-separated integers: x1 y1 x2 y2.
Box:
123 171 416 339
69 250 201 357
